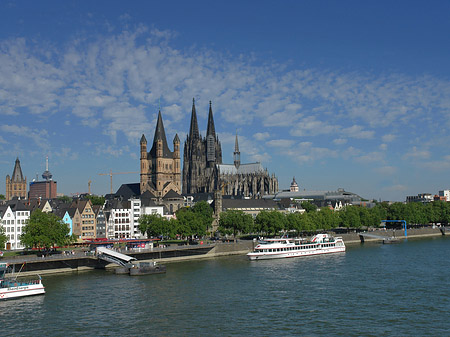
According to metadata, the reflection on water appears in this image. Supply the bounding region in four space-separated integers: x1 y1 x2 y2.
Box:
1 236 450 336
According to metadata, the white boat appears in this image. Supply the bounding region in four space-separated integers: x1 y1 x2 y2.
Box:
247 233 346 260
0 263 45 300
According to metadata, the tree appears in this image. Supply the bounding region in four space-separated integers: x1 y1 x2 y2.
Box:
20 210 73 249
57 195 72 203
254 210 286 235
0 225 7 249
218 210 253 239
85 195 105 206
301 201 317 213
339 206 361 228
0 194 5 200
192 201 214 234
139 214 167 238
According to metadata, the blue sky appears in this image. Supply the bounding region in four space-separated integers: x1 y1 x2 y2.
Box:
1 0 449 201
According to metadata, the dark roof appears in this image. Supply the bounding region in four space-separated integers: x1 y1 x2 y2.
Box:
222 198 279 210
163 189 182 199
115 183 140 200
149 111 173 159
185 193 215 202
11 157 25 182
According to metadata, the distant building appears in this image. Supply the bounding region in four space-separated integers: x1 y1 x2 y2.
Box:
439 190 450 202
5 158 27 201
265 188 371 208
29 156 57 199
406 193 434 203
290 177 299 192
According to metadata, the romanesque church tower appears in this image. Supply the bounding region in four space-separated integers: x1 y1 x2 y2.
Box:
6 157 27 200
182 99 222 194
140 111 181 198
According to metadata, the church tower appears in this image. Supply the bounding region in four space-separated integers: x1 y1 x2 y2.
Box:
6 157 27 200
140 110 181 197
183 99 222 194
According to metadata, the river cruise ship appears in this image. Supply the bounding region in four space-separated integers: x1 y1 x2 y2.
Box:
0 263 45 300
247 233 345 260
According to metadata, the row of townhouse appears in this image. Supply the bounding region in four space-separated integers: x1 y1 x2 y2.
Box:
0 195 165 250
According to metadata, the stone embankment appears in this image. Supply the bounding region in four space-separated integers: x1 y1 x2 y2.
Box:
3 227 447 276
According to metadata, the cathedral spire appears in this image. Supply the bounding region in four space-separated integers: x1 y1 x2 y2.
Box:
234 131 241 169
189 98 200 139
206 101 216 138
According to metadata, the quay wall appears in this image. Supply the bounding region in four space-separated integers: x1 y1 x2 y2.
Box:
3 227 446 276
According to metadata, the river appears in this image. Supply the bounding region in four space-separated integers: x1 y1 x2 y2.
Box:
1 236 449 336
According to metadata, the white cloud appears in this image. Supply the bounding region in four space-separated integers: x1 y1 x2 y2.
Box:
374 166 397 175
253 132 270 141
403 146 431 160
266 139 295 148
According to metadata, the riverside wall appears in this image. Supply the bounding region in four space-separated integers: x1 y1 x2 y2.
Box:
4 227 447 276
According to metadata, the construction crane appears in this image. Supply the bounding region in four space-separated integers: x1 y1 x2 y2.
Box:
88 180 92 195
98 170 139 194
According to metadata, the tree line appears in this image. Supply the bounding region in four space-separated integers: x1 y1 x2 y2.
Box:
2 200 449 250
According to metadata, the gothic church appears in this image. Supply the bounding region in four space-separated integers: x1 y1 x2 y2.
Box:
183 99 278 198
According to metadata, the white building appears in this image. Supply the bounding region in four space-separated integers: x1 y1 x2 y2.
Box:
0 201 30 250
439 190 450 202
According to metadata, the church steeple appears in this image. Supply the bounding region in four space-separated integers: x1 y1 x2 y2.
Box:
150 110 172 158
189 98 200 140
234 131 240 169
206 101 216 138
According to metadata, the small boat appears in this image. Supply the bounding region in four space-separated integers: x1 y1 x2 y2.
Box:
247 233 346 260
0 263 45 300
383 237 400 244
129 261 166 276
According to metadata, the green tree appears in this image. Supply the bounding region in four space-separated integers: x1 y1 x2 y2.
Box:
254 210 286 235
139 214 169 238
218 210 253 239
192 201 214 234
301 201 317 213
57 195 72 203
0 194 5 200
85 195 105 206
20 210 73 249
339 206 361 228
0 225 7 249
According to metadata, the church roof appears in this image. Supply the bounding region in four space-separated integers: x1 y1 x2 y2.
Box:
115 183 141 200
11 157 25 182
149 111 174 159
222 198 279 211
163 189 182 199
218 163 264 175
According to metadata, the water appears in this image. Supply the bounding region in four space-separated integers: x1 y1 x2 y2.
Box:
1 236 450 336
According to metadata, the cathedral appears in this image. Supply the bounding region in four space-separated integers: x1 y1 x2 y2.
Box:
183 99 278 198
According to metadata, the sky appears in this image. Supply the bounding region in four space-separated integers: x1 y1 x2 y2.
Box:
0 0 449 201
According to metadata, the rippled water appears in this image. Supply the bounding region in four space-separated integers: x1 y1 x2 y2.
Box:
1 236 449 336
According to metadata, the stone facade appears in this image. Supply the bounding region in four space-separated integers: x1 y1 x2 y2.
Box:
140 111 181 198
183 99 278 198
5 158 27 200
183 99 222 194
